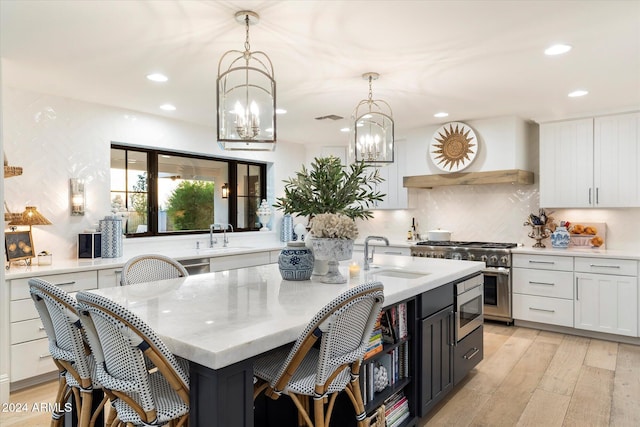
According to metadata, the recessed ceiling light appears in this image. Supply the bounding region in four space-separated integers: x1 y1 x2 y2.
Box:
340 127 350 132
275 108 287 114
147 73 168 82
434 112 449 118
160 104 176 111
545 44 572 56
568 90 588 98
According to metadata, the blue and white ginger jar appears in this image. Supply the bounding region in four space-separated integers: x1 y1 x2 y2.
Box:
551 226 570 249
278 241 314 281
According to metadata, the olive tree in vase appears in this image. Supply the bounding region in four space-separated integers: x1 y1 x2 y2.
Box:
273 156 385 279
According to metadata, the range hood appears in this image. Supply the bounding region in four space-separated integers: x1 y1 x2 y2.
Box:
403 169 534 188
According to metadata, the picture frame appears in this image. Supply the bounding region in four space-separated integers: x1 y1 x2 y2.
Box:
5 230 35 263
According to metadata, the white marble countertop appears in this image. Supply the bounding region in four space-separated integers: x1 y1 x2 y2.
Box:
512 246 640 260
4 240 286 279
88 254 483 370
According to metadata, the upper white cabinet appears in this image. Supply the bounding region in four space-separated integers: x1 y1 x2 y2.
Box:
593 113 640 207
539 112 640 208
372 141 408 210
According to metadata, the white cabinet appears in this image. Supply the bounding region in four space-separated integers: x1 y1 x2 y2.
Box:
9 270 98 382
210 252 271 272
353 244 411 257
372 141 408 210
574 257 638 337
97 267 123 288
539 113 640 208
593 113 640 207
539 118 593 208
512 254 575 327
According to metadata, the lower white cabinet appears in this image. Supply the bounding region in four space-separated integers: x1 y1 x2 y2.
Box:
8 270 99 383
513 293 574 327
574 257 638 337
512 254 574 327
210 252 271 271
513 253 640 338
97 267 123 288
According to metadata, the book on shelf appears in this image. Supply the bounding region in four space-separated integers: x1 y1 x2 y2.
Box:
388 409 410 427
380 309 396 344
397 302 408 340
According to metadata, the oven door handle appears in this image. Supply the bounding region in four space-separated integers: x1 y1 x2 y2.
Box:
483 268 510 276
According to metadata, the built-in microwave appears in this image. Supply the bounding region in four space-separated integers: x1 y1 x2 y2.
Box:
455 274 483 342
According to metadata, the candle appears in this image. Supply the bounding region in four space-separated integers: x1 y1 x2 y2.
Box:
349 261 360 278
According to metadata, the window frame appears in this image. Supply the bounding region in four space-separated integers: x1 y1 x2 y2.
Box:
110 143 267 237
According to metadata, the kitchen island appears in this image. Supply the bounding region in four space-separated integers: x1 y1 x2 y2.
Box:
87 254 483 426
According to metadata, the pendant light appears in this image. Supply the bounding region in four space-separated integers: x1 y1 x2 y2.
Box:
352 72 394 164
217 10 276 151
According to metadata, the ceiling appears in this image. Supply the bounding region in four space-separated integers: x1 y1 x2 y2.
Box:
2 0 639 147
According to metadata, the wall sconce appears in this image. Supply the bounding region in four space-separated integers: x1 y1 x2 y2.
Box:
70 178 86 215
221 183 229 199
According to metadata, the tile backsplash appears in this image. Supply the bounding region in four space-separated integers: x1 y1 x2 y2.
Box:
357 184 640 251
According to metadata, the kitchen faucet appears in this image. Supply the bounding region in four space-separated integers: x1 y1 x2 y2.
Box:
211 223 234 247
209 224 219 248
222 224 234 247
364 235 389 270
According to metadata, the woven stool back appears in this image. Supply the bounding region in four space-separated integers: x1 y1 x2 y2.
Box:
120 254 188 286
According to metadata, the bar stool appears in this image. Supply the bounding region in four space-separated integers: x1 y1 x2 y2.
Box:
76 290 190 427
29 278 112 427
120 254 188 286
253 281 384 427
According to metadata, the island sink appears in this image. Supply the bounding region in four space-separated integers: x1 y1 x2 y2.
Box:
367 266 430 280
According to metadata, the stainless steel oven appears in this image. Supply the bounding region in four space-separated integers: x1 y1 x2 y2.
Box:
482 266 511 324
411 240 516 325
455 274 484 342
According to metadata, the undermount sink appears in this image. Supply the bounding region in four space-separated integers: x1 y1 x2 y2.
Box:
368 266 430 280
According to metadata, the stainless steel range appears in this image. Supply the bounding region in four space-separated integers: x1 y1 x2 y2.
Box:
411 240 517 324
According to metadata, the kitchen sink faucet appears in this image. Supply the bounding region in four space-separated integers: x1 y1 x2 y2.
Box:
209 224 218 248
210 223 234 247
222 224 234 247
364 236 389 270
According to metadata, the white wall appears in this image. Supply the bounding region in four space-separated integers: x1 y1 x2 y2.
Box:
2 87 306 258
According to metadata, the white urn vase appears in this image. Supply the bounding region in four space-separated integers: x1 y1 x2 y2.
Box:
311 238 354 284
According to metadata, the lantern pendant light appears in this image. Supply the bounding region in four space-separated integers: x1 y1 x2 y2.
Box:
352 72 394 164
217 10 276 150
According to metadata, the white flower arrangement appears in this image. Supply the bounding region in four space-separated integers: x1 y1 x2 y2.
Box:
309 213 359 240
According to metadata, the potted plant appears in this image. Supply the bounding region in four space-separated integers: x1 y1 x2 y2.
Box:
274 156 385 220
274 156 385 283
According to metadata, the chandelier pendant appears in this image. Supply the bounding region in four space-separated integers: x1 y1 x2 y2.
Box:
217 10 276 150
352 72 394 165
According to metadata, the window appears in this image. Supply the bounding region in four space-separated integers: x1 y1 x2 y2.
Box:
110 144 266 236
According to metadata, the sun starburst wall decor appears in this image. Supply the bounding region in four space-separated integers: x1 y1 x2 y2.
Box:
429 122 478 172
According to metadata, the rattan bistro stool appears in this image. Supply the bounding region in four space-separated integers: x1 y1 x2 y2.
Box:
253 281 384 427
120 254 188 286
29 278 113 427
76 291 190 427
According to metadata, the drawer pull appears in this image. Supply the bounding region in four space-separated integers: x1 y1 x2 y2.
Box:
529 281 555 286
383 251 403 255
529 307 555 313
39 354 53 359
52 281 76 286
528 260 555 265
463 348 480 360
38 326 46 331
588 264 621 269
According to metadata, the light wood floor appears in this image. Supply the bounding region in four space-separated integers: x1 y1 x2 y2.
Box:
419 322 640 427
2 323 639 426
